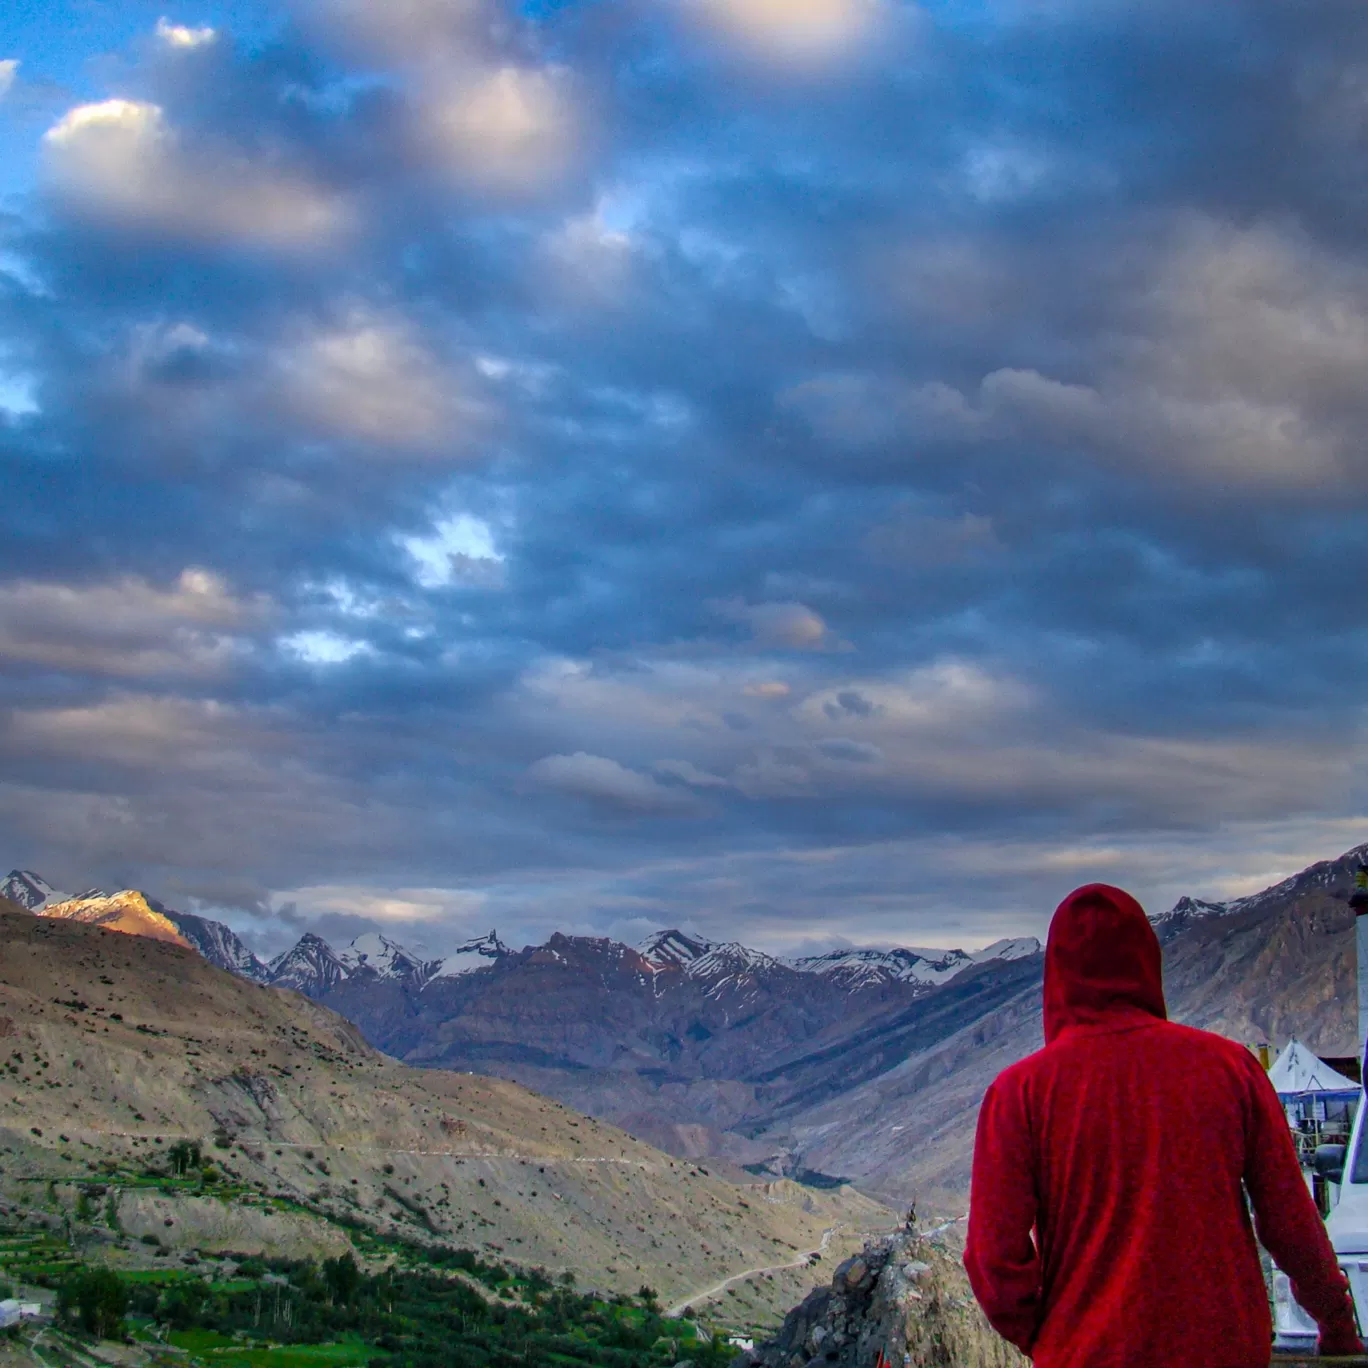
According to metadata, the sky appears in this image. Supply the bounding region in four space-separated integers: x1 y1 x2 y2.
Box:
4 0 1368 960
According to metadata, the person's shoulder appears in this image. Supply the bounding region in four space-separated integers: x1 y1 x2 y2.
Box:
991 1043 1052 1093
1155 1019 1266 1076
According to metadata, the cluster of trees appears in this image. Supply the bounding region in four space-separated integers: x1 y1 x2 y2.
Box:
58 1269 129 1340
58 1247 736 1368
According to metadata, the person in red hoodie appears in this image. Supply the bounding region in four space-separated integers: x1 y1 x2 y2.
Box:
965 883 1362 1368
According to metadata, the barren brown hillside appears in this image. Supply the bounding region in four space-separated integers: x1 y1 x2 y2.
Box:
0 904 892 1309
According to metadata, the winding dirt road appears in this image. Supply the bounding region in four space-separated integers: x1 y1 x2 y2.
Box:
664 1224 842 1318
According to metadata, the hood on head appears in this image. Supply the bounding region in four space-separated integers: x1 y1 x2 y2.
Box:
1044 883 1166 1043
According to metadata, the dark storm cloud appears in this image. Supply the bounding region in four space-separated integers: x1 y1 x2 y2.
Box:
4 0 1368 954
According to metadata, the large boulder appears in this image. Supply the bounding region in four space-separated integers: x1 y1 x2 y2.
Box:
741 1230 1025 1368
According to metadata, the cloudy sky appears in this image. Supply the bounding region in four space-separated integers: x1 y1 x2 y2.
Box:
4 0 1368 959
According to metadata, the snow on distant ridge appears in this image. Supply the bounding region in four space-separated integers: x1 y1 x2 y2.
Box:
428 930 510 982
162 906 269 981
340 931 435 985
637 928 712 969
685 941 781 979
787 937 1040 990
636 930 782 979
971 937 1040 963
635 926 1041 992
268 932 351 996
1 869 69 910
1149 895 1229 928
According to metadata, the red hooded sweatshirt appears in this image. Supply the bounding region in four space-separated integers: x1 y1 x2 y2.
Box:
964 883 1360 1368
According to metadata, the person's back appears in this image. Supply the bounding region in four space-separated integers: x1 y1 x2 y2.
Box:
965 883 1361 1368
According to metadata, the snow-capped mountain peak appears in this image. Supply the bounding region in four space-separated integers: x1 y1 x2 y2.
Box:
637 928 714 970
970 936 1041 964
428 930 511 982
1 869 68 911
685 941 780 977
1152 895 1228 922
339 932 435 986
788 936 1042 991
267 932 351 996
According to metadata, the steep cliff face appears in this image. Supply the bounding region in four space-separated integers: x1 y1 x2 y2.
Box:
1162 891 1356 1054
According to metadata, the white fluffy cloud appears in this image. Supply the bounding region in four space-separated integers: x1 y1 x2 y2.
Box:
0 60 18 99
273 883 487 925
43 99 345 247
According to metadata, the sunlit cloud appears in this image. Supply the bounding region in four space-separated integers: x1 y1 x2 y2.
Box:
273 883 488 926
426 66 576 193
0 60 17 99
7 695 258 769
714 598 840 650
0 570 268 678
743 680 791 699
43 100 346 247
690 0 884 66
155 17 217 49
311 0 488 65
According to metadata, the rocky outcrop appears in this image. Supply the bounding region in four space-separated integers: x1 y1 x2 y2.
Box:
743 1230 1024 1368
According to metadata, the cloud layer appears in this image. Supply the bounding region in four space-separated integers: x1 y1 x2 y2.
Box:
4 0 1368 955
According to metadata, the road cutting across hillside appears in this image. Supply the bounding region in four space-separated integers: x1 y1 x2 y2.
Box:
665 1224 845 1317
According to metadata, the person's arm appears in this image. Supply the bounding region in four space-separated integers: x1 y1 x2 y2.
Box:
1243 1060 1361 1355
965 1074 1042 1354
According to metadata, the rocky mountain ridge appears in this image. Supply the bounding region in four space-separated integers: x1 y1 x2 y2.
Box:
8 843 1367 1213
0 866 1043 1002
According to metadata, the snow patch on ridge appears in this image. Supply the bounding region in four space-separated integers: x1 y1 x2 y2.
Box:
787 936 1041 990
268 932 351 996
428 930 510 982
1 869 70 910
636 928 713 969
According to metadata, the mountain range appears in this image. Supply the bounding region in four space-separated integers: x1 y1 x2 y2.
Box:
6 843 1367 1211
0 863 1041 1030
0 898 889 1316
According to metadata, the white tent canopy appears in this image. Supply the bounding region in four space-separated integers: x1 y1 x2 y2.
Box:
1269 1038 1359 1096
